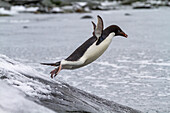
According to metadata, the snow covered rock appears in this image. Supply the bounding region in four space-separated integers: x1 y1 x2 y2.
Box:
0 7 17 16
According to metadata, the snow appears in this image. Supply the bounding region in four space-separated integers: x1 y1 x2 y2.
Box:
0 6 38 16
0 8 17 15
11 6 26 12
52 7 63 13
0 81 56 113
101 1 118 7
0 55 49 80
11 6 38 13
62 6 73 10
75 2 87 7
25 7 38 12
0 55 54 98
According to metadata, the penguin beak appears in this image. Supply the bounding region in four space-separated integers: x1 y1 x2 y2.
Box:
119 32 128 38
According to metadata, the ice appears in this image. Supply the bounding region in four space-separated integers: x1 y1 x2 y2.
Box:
0 81 55 113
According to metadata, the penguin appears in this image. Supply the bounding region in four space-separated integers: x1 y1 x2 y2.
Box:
41 15 128 78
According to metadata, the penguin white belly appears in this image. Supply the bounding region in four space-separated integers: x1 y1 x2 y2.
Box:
83 32 115 65
61 33 115 69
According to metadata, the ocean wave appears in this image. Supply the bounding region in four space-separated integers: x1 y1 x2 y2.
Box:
0 54 55 98
0 54 141 113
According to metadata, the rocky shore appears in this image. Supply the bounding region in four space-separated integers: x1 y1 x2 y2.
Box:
0 0 170 16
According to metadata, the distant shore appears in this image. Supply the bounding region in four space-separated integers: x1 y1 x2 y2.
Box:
0 0 170 16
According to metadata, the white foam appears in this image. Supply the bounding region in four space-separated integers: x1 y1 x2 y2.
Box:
10 19 30 23
0 54 50 80
95 61 127 69
118 59 170 67
84 76 96 79
93 83 108 89
137 75 157 79
112 81 128 84
134 60 170 66
129 82 141 86
0 81 55 113
0 54 56 98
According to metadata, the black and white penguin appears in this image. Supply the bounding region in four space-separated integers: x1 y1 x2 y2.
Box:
41 15 128 78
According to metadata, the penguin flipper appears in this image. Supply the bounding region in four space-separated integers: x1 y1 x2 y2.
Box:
93 15 104 39
41 61 60 67
92 21 96 36
92 21 96 30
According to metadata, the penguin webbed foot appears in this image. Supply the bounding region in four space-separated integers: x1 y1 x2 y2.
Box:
50 65 62 78
50 68 58 78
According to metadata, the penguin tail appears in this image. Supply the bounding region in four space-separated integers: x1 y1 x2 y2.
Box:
41 61 60 67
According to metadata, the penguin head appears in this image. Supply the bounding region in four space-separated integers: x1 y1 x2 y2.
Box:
107 25 128 38
92 15 128 38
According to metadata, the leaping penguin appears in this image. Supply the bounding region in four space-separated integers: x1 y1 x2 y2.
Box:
41 15 128 78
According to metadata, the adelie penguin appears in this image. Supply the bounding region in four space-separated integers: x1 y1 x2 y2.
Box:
41 15 128 78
